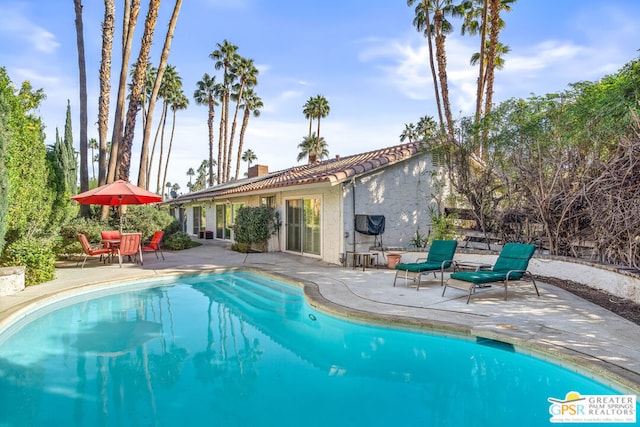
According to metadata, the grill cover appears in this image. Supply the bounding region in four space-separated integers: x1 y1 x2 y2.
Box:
355 214 385 235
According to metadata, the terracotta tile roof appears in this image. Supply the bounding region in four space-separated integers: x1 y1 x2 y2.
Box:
171 141 423 202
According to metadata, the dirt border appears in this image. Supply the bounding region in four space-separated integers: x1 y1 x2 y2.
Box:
539 276 640 326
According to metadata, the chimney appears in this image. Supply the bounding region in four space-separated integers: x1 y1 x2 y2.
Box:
248 164 269 178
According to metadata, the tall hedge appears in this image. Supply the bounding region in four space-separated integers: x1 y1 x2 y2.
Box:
0 74 9 254
0 67 55 242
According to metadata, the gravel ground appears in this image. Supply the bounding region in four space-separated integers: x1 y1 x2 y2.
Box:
540 276 640 326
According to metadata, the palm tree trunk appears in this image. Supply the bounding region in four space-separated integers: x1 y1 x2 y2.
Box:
147 101 166 186
117 0 160 181
98 0 114 185
474 0 488 128
137 0 182 189
217 100 225 185
208 99 215 185
162 108 178 199
156 104 168 194
234 107 251 180
483 0 500 118
434 9 454 138
222 91 230 182
107 0 139 186
422 0 445 133
74 0 90 217
228 80 246 181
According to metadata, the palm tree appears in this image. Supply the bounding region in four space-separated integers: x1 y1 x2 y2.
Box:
210 39 239 183
186 167 195 190
302 96 316 138
98 0 114 185
235 88 263 180
297 133 329 164
241 149 257 175
460 0 514 124
415 115 438 141
138 0 182 189
106 0 139 195
408 0 458 137
162 91 188 197
73 0 89 217
214 81 227 185
192 159 210 191
88 137 98 179
149 64 181 190
117 0 160 181
400 123 416 143
312 95 329 141
194 73 219 186
228 56 258 182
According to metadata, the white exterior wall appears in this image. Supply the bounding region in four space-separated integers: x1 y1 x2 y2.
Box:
278 184 343 265
343 154 441 254
173 152 443 265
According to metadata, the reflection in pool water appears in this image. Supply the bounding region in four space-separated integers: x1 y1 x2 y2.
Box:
0 270 634 426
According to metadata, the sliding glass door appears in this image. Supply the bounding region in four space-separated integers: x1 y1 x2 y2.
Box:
286 197 321 256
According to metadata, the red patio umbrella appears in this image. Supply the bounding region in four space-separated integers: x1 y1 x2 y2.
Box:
71 180 162 206
71 180 162 231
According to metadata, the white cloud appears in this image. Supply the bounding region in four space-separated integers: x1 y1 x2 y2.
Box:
0 3 60 53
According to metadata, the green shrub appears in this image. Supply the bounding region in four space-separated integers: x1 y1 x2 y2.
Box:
428 207 458 243
1 236 56 285
56 217 109 256
231 242 251 253
163 231 197 250
233 206 275 248
120 205 174 240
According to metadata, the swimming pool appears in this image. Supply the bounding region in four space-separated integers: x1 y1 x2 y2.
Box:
0 270 635 426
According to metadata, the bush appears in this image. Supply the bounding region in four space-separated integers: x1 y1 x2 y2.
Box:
56 217 109 255
231 242 251 253
233 206 275 248
1 236 56 285
120 205 175 240
163 231 197 250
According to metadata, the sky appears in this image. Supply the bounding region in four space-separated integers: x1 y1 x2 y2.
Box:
1 0 639 194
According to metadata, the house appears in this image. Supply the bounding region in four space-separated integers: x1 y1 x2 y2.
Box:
166 141 446 265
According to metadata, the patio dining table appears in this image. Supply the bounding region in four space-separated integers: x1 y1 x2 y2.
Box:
101 238 121 263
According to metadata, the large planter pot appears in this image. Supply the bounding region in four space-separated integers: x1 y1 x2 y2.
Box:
387 253 402 269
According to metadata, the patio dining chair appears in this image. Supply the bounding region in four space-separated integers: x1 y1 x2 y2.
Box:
77 233 111 269
116 233 143 267
142 230 165 260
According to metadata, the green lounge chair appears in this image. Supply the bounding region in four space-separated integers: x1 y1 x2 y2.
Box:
393 240 458 290
442 242 539 303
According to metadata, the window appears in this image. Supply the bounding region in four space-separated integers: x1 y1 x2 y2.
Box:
193 206 205 235
260 195 276 208
215 202 244 240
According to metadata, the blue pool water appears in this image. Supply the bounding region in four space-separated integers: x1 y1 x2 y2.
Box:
0 271 635 426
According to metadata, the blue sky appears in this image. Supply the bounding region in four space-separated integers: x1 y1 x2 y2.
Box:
1 0 639 192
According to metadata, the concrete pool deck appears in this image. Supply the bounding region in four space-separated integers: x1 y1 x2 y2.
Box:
1 239 639 395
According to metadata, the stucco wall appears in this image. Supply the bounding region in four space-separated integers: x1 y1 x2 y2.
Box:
342 154 442 254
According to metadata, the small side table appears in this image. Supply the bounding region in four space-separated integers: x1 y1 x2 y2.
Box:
453 261 493 288
454 261 492 272
345 251 378 271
